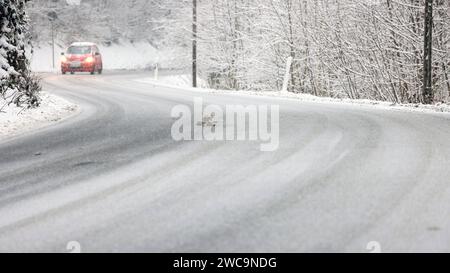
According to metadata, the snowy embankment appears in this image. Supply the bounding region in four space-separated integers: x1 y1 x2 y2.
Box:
137 74 450 115
0 92 78 141
30 41 183 72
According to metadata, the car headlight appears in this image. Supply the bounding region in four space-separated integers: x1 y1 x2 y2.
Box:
85 56 94 63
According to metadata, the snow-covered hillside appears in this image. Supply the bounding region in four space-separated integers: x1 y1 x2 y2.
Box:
27 0 191 72
30 40 188 72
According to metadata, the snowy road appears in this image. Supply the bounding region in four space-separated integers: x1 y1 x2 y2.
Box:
0 71 450 253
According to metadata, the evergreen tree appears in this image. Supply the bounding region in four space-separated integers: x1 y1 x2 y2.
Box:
0 0 40 108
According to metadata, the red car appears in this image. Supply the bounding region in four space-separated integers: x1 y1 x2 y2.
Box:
61 42 103 75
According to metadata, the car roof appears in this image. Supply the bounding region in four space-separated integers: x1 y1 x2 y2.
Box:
69 42 97 47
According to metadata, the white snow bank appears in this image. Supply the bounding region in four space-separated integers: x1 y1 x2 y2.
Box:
0 92 78 141
136 75 450 115
30 41 176 72
30 45 63 72
236 90 450 114
99 41 159 70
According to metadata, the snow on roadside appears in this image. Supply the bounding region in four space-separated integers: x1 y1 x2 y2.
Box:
29 45 64 72
99 41 159 70
136 74 450 115
0 92 78 141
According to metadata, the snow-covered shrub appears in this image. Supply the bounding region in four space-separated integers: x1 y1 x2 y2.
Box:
13 71 41 107
0 0 40 108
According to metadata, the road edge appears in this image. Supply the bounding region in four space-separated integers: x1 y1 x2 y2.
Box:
135 77 450 116
0 91 81 144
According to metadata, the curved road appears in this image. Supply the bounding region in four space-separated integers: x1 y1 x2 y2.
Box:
0 71 449 252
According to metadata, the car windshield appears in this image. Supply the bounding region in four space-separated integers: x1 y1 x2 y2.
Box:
67 46 91 55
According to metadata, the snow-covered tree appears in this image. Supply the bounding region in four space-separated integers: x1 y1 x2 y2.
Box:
24 0 450 104
192 0 449 103
1 0 40 107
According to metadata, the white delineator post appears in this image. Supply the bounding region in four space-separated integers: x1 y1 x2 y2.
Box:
154 63 159 81
281 56 293 93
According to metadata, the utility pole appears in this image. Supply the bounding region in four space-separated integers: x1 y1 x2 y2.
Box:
192 0 197 88
423 0 434 104
47 11 58 70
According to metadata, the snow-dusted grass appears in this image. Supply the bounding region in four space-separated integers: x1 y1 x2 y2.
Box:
0 92 78 141
136 74 450 115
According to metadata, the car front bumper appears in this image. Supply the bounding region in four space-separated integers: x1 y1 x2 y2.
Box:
61 62 95 72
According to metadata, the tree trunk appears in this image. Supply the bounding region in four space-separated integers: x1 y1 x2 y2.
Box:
192 0 197 88
423 0 434 104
